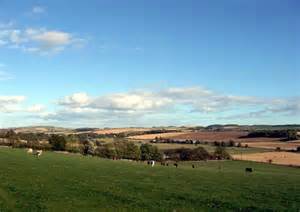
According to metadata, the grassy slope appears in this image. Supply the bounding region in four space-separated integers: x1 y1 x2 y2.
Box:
0 148 299 211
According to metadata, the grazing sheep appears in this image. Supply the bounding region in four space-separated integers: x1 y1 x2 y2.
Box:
245 168 253 173
174 163 178 168
27 148 33 154
150 160 155 167
33 150 43 157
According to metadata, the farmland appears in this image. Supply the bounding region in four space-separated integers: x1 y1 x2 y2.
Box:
232 152 300 166
128 132 187 140
0 148 299 211
127 129 300 166
240 140 300 150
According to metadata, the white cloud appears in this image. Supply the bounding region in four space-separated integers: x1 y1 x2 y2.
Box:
59 92 90 107
43 87 300 126
1 87 298 127
32 31 71 46
0 96 26 113
27 104 45 113
0 24 86 55
0 71 13 81
0 96 46 115
32 6 45 14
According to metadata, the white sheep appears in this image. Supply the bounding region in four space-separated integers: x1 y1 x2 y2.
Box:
33 150 43 157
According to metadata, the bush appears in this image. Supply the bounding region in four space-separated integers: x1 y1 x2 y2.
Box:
65 145 81 153
49 135 67 151
81 141 95 156
228 140 235 147
214 146 231 160
94 144 116 159
168 147 211 161
287 130 298 141
114 142 141 160
140 144 162 161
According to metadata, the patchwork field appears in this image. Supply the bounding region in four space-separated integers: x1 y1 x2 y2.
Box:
233 152 300 166
0 148 299 211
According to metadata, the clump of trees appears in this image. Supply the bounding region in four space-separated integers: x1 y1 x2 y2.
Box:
213 140 235 147
213 146 231 160
49 135 67 151
244 129 299 141
140 144 162 161
0 129 234 162
163 146 229 161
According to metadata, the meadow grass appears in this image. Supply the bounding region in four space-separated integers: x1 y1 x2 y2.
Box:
0 147 299 211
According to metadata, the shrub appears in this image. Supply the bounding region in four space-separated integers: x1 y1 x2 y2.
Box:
65 145 81 153
140 143 162 161
49 135 67 151
228 140 235 147
214 146 231 160
81 141 95 156
287 130 298 141
213 141 220 146
189 147 210 160
175 147 211 161
114 142 141 160
94 144 116 159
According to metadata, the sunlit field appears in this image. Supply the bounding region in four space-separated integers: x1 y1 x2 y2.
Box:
0 148 299 211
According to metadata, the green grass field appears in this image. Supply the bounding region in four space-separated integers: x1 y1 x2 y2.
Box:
0 148 299 211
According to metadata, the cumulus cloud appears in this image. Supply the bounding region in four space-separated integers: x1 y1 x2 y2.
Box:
0 23 86 54
26 104 45 113
0 95 45 114
58 92 90 107
1 87 298 127
0 96 26 113
41 87 300 126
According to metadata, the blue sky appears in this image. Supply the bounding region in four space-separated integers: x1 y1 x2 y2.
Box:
0 0 299 128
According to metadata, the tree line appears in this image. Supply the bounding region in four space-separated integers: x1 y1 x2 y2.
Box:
0 130 232 161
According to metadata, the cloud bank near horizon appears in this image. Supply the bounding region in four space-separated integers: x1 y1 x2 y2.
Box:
1 86 298 128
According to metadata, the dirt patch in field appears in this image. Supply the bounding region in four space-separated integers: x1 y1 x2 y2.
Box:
128 132 187 140
240 141 300 150
232 152 300 166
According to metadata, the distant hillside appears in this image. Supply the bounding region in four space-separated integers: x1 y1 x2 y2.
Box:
3 126 74 134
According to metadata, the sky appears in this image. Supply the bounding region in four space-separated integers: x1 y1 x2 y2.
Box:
0 0 299 128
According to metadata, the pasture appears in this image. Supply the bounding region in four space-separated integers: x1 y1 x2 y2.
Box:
0 148 299 211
